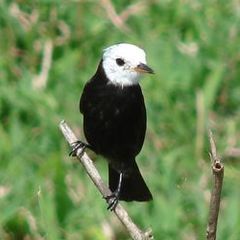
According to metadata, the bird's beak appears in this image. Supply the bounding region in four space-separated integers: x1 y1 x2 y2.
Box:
134 63 154 74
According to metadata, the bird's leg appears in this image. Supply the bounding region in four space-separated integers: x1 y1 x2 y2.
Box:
69 140 93 157
105 172 123 211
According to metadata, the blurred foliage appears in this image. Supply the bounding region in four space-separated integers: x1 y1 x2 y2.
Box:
0 0 240 239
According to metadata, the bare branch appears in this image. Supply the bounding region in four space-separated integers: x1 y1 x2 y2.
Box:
206 130 224 240
99 1 151 33
100 0 130 33
32 40 53 90
9 3 39 31
59 120 153 240
120 2 146 21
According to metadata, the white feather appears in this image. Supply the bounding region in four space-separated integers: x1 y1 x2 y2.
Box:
102 43 147 87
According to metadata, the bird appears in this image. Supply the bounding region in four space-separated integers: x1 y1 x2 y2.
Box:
70 43 154 210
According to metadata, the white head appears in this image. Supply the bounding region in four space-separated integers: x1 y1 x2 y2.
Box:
102 43 153 87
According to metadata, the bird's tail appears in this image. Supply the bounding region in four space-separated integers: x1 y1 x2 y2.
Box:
108 160 153 201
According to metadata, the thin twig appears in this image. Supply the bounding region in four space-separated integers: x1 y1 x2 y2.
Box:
100 0 130 33
206 130 224 240
32 39 53 90
99 1 151 33
59 120 153 240
120 2 146 21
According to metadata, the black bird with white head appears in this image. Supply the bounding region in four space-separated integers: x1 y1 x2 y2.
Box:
72 43 153 210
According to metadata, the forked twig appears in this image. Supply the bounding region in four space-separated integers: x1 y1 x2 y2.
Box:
99 0 149 33
59 120 153 240
100 0 130 32
120 2 146 21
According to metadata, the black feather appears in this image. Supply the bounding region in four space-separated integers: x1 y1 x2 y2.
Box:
80 60 152 201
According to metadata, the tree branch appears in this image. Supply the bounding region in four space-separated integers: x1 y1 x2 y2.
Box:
32 39 53 90
59 120 153 240
206 130 224 240
99 0 130 33
119 2 146 22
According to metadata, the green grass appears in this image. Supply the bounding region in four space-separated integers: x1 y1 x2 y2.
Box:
1 0 240 239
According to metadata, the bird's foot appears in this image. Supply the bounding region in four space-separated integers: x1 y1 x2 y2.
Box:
69 140 90 157
104 191 120 211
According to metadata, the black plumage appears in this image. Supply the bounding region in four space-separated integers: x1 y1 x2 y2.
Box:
80 60 153 203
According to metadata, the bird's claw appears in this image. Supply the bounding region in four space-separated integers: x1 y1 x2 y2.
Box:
104 192 120 211
69 141 87 157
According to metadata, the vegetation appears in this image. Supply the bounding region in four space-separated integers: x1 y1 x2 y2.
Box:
0 0 240 239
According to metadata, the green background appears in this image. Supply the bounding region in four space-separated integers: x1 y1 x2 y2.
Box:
0 0 240 239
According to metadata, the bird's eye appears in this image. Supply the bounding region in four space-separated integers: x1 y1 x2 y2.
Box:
116 58 125 66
